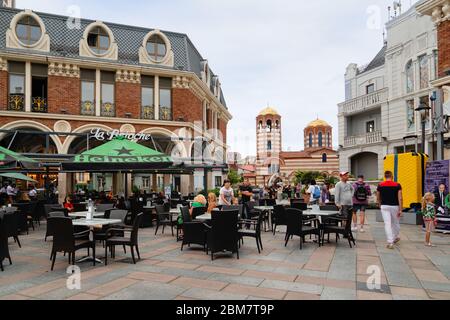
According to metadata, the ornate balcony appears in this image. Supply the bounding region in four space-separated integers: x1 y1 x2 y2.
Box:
142 105 155 120
101 102 115 117
338 88 388 115
31 97 48 113
159 106 172 121
344 131 383 147
8 94 25 111
81 100 95 116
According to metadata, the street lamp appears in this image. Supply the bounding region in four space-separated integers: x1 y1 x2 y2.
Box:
416 103 432 154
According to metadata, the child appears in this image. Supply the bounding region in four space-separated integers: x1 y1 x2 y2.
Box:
422 193 437 247
207 193 217 213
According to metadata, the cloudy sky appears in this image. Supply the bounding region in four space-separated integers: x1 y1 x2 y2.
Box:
18 0 418 157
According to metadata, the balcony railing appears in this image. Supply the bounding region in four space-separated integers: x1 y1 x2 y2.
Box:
8 94 25 111
338 88 388 115
81 100 95 116
344 131 383 147
101 102 115 117
31 97 48 113
142 105 155 120
159 106 172 121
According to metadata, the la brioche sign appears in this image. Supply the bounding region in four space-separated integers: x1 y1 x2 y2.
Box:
90 129 152 141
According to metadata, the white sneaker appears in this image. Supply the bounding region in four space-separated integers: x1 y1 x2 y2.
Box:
360 228 365 233
386 244 395 250
351 225 358 232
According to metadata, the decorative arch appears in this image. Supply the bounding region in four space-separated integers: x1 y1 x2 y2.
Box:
0 120 63 153
61 123 114 154
80 21 118 60
138 127 187 159
6 9 50 52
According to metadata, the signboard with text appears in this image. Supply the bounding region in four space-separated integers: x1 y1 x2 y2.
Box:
425 160 450 194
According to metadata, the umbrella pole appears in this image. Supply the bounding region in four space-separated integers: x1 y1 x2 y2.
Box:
124 172 128 199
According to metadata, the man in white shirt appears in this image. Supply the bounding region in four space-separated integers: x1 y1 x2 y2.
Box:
6 183 17 204
29 186 37 200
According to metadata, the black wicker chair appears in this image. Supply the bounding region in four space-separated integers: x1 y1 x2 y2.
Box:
0 217 12 271
105 213 143 265
238 209 264 254
2 212 21 248
205 210 239 261
285 208 321 250
321 207 356 248
154 205 174 236
272 205 288 235
49 217 95 271
181 206 207 251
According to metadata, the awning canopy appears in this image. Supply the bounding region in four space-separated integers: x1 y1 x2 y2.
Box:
0 172 37 183
0 146 38 169
61 137 173 172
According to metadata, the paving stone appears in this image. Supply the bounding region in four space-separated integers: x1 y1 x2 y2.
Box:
260 280 323 295
182 288 248 300
170 277 228 291
207 274 264 287
420 281 450 292
102 281 187 300
223 284 287 300
320 287 356 300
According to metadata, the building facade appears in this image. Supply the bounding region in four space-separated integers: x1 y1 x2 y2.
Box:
255 107 339 187
0 7 232 198
418 0 450 160
338 2 439 179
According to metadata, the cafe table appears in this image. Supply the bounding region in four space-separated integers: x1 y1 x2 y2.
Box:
254 206 274 232
72 218 122 264
196 214 212 221
69 211 105 218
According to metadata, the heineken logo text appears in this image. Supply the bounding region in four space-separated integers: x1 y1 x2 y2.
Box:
75 155 171 163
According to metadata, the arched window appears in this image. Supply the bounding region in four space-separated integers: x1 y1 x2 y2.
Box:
258 121 263 130
146 34 167 62
309 133 313 148
267 140 272 151
87 26 110 54
327 133 331 147
275 120 279 129
318 132 323 147
16 15 41 46
266 120 272 133
406 60 414 93
322 153 327 163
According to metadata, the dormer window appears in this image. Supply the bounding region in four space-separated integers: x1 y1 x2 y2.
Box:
146 34 167 62
87 27 110 55
16 15 41 46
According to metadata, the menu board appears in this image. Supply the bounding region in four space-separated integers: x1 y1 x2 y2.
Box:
425 160 450 194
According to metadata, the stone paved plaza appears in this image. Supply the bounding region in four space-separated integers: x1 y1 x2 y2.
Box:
0 211 449 300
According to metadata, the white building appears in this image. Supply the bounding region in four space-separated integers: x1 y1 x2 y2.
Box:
338 2 438 179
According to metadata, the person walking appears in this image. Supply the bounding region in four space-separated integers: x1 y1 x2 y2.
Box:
6 182 17 204
306 180 321 205
377 171 403 250
352 175 372 233
335 172 354 221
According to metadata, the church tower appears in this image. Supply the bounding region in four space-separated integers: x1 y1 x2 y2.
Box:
1 0 16 8
304 119 333 150
256 107 282 160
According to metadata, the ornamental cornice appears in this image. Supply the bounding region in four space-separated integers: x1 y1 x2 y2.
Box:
116 70 141 84
48 62 80 78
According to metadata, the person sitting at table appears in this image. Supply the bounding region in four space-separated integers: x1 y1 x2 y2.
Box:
63 196 74 213
207 193 218 213
190 194 207 216
115 197 127 210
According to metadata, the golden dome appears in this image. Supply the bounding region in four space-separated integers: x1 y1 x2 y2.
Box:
258 107 279 116
307 119 331 128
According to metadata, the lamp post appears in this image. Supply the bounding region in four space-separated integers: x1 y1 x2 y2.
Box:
416 103 432 154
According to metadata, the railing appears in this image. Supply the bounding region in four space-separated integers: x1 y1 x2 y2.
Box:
8 94 25 111
31 97 48 113
142 105 155 120
101 102 115 117
81 100 95 116
338 88 388 115
344 131 383 147
159 106 172 121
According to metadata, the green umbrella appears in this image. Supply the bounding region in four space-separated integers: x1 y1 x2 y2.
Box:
0 172 37 183
62 136 173 172
0 146 37 169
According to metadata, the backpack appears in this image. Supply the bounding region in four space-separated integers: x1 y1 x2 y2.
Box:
354 184 368 201
313 186 321 199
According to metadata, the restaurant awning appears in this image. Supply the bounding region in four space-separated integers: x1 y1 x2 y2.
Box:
61 137 173 172
0 172 38 183
0 146 38 170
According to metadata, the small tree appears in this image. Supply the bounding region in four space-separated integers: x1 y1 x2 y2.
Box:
294 171 321 185
228 169 243 186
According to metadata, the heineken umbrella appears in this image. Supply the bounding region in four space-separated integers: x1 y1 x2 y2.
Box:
0 146 38 169
62 136 173 172
0 172 37 183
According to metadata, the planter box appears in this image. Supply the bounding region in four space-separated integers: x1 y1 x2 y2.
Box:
375 210 424 226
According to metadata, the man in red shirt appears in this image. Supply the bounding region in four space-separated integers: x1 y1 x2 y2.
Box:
377 171 403 250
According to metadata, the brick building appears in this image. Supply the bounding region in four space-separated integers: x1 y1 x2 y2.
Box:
0 7 232 197
254 107 339 187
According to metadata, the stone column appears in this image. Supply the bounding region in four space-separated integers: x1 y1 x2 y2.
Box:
57 173 67 204
25 61 31 112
